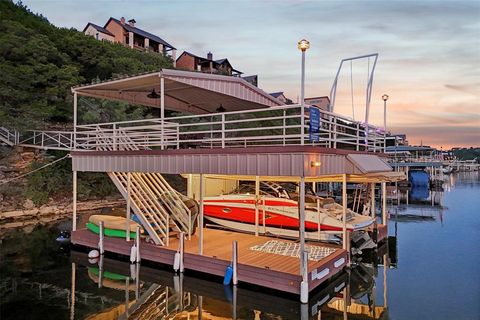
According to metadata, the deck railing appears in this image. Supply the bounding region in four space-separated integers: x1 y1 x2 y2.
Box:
4 104 387 152
18 130 75 150
73 104 386 152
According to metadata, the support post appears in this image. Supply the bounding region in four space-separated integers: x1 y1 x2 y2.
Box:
383 253 388 308
232 241 238 285
382 182 387 225
135 263 140 300
135 226 141 263
179 231 184 273
98 254 104 289
342 174 347 250
160 76 165 150
72 171 77 231
299 177 308 303
255 176 260 236
262 196 266 234
317 198 321 241
371 182 378 243
199 174 204 255
300 250 308 303
99 221 104 255
73 92 77 150
221 113 225 148
70 263 75 320
232 285 237 320
300 50 305 145
126 172 131 241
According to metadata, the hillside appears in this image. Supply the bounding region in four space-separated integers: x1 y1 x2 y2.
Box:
0 0 172 130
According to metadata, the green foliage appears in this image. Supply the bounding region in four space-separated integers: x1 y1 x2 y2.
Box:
25 153 72 205
25 152 119 205
451 148 480 162
0 0 172 130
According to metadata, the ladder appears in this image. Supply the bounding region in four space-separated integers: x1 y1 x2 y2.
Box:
95 127 194 246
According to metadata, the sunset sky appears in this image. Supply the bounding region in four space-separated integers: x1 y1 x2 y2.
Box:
23 0 480 148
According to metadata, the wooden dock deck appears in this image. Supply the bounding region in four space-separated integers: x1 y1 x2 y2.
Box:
72 228 348 295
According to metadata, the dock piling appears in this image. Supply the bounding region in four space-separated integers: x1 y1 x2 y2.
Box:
98 221 104 255
126 172 131 241
232 241 238 285
98 254 104 289
135 226 141 263
300 250 309 303
180 231 185 273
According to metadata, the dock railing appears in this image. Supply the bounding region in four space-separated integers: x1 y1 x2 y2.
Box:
73 104 386 152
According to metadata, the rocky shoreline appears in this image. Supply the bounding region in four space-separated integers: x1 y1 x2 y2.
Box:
0 198 125 236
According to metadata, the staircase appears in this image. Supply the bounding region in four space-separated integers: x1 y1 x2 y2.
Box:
95 127 195 246
0 127 18 146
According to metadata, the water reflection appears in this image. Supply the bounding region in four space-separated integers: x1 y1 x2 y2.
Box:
68 245 392 320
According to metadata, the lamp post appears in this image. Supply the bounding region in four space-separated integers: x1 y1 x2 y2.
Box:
298 39 310 145
382 94 389 150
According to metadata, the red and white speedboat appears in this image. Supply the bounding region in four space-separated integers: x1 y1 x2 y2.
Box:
203 183 375 247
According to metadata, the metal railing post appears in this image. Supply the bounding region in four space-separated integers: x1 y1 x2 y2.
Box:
113 123 117 151
221 113 225 148
356 123 360 151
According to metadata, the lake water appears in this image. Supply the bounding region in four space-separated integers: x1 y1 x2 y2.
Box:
1 172 479 319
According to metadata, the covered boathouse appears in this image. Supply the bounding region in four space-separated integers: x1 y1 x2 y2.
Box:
68 69 404 303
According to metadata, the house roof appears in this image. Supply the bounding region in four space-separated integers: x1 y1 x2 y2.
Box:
178 51 243 74
105 17 176 50
83 22 115 37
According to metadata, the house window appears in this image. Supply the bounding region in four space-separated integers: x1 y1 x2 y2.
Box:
95 32 99 40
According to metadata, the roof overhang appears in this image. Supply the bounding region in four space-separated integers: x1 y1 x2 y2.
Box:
71 69 283 114
197 171 406 183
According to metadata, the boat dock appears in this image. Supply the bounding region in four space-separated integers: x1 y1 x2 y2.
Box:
72 227 348 295
1 69 404 302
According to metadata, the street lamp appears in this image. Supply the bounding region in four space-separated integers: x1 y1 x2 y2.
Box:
298 39 310 146
382 94 389 149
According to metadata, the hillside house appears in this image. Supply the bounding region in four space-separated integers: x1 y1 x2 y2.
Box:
176 51 242 76
83 17 176 63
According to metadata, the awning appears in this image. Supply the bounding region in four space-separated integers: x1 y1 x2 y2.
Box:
346 154 392 174
72 69 283 114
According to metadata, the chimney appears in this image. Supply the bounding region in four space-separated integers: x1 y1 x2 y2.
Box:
128 19 136 27
207 52 213 60
120 17 125 25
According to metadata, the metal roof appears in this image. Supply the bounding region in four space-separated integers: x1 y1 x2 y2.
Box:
83 23 115 36
106 18 176 50
72 69 283 114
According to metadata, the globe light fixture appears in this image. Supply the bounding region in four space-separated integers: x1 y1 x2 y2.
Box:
298 39 310 52
382 94 389 101
298 39 310 146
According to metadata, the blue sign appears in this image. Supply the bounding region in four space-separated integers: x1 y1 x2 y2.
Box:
309 107 321 142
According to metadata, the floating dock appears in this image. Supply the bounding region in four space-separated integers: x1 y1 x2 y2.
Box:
72 227 348 295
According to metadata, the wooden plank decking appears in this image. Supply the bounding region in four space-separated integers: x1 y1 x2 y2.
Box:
72 227 348 295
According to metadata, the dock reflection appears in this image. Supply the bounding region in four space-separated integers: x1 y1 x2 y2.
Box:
70 246 392 320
